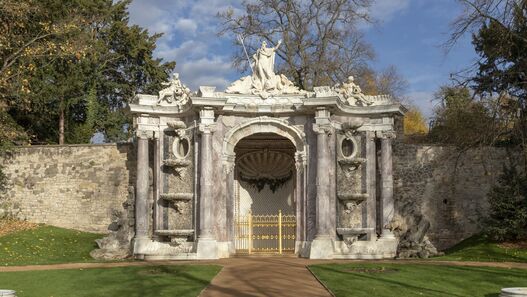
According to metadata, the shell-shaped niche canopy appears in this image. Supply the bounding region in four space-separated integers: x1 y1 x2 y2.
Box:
237 149 293 180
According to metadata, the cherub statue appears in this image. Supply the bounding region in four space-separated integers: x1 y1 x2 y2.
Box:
334 76 373 106
158 73 191 105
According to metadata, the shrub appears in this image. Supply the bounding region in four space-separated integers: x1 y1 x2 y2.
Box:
485 166 527 241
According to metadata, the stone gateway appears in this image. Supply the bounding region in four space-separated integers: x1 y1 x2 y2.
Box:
129 43 405 260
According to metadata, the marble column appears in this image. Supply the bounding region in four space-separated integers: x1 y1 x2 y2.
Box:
309 108 334 259
199 126 214 238
196 107 218 259
380 131 396 239
153 136 163 237
365 131 377 240
134 132 150 255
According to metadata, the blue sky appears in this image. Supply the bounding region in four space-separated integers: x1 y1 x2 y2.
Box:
128 0 478 118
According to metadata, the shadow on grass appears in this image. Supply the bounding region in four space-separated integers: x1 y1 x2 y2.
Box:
309 263 527 297
312 264 466 297
0 265 221 297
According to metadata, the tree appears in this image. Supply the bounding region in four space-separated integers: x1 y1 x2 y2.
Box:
485 165 527 242
356 65 409 100
429 86 496 147
449 0 527 168
403 108 428 136
0 0 86 145
218 0 375 90
446 1 527 243
0 0 87 110
1 0 175 144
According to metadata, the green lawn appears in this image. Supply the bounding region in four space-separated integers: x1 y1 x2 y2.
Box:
434 235 527 263
0 225 103 266
0 265 221 297
309 263 527 297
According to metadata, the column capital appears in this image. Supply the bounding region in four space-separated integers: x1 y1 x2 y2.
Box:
377 130 397 140
366 130 376 141
313 123 333 135
222 153 236 175
198 123 217 134
294 151 307 173
199 106 216 134
314 107 331 124
136 130 155 139
199 107 215 124
135 115 160 139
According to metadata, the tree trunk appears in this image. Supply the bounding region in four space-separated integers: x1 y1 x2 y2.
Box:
59 107 65 145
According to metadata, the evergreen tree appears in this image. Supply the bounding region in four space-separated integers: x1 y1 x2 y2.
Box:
485 166 527 241
1 0 175 144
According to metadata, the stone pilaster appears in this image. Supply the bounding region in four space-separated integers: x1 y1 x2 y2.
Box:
366 131 377 240
379 130 396 240
294 152 307 251
196 107 218 259
309 108 334 259
133 130 153 256
153 135 163 236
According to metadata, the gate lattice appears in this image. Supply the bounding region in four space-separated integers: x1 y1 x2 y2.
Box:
235 210 296 254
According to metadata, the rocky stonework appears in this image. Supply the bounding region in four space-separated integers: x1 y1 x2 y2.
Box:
90 185 135 260
393 144 511 257
0 144 136 233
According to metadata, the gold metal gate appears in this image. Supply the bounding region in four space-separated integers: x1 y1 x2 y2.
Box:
235 210 296 254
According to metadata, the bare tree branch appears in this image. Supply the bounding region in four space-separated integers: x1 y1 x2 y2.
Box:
218 0 374 90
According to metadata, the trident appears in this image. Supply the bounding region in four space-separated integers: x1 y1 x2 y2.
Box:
237 34 254 75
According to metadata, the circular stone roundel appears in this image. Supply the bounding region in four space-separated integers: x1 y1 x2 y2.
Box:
339 137 358 159
173 137 190 159
237 150 293 179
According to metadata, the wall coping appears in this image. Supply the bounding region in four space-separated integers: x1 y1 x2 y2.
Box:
6 143 133 150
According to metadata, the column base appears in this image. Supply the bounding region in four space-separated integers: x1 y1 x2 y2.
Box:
379 229 396 240
133 236 151 257
308 236 334 259
196 238 218 260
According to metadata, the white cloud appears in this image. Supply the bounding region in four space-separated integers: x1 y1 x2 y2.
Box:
127 0 242 91
175 19 198 35
156 40 209 61
178 56 234 90
127 1 176 36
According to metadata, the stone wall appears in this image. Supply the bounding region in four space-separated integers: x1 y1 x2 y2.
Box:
0 144 136 233
393 143 511 251
0 141 512 250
